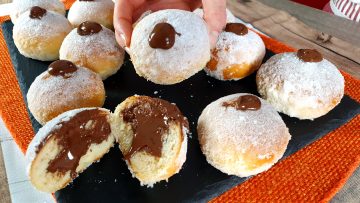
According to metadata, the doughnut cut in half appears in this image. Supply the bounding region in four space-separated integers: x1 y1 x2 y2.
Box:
114 96 189 187
25 108 116 193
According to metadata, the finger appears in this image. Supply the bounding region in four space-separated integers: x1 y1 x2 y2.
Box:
132 0 194 20
114 0 145 47
202 0 226 47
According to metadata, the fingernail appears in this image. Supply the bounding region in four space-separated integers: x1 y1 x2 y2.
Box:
124 47 131 55
116 32 127 48
120 33 127 45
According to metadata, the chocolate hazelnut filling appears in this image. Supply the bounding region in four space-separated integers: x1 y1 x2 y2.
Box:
149 23 181 49
77 21 103 36
121 97 188 159
48 60 78 78
36 109 111 178
225 23 248 36
29 6 47 20
223 95 261 111
297 49 323 62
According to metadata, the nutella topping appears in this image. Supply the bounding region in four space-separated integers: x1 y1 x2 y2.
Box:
297 49 323 62
225 23 248 36
36 109 111 178
29 6 47 20
48 60 78 78
77 21 102 36
223 95 261 111
149 23 181 49
121 97 188 159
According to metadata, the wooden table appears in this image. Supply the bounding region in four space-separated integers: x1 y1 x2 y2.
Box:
0 0 359 202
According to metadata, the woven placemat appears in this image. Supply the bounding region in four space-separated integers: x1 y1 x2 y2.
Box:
0 2 359 201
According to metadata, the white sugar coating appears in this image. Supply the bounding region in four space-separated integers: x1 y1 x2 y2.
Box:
25 107 109 176
256 52 345 120
27 66 105 124
11 0 65 23
13 10 72 61
130 9 210 85
68 0 114 29
205 29 265 80
13 10 71 40
193 8 238 23
197 93 291 177
59 25 125 79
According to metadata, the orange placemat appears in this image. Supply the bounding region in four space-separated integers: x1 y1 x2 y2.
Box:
1 4 359 202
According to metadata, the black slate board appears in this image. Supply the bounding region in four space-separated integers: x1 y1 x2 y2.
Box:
2 21 360 203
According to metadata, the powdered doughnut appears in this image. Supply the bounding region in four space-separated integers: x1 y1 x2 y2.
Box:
60 21 125 80
10 0 65 23
197 93 291 177
68 0 115 29
27 60 105 125
114 95 188 187
13 7 72 61
205 23 265 80
256 49 345 120
129 9 210 85
26 108 116 193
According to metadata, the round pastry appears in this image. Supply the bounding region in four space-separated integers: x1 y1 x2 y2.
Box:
114 95 189 187
193 8 238 23
13 6 72 61
129 9 210 85
10 0 65 23
27 60 105 125
197 93 291 177
256 49 345 120
26 108 116 193
60 21 125 80
68 0 115 29
205 23 265 80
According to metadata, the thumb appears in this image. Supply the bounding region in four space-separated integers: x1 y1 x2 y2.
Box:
202 0 227 48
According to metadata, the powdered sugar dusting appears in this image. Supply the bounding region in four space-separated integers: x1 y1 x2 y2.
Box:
59 25 124 79
68 0 114 28
198 93 290 157
130 9 210 84
11 0 65 23
205 29 265 80
257 52 345 118
13 10 71 40
27 67 104 123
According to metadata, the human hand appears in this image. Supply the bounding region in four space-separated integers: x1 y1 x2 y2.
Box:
114 0 226 48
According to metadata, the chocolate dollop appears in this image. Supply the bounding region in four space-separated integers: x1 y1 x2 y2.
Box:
29 6 47 20
121 97 188 159
223 95 261 111
36 109 111 178
48 60 78 78
297 49 323 62
225 23 248 36
77 21 103 36
149 23 180 49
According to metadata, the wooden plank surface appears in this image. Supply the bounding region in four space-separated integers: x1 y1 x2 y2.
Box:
0 145 11 203
227 0 360 79
259 0 360 47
